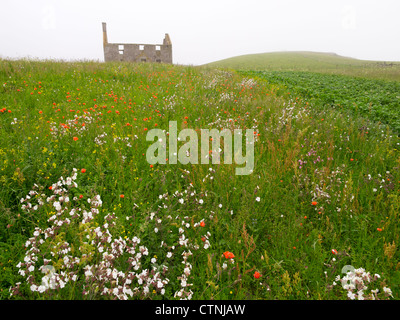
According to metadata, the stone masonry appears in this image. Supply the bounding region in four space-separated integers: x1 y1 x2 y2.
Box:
102 22 172 64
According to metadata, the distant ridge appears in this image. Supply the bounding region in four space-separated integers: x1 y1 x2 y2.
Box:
203 51 400 80
205 51 363 70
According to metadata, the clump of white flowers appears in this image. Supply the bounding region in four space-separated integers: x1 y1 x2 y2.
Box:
10 168 217 300
333 267 393 300
49 112 98 138
11 169 171 300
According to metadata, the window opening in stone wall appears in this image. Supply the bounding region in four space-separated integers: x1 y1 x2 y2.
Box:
102 23 172 64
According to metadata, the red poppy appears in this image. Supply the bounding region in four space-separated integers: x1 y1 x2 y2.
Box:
81 168 86 173
223 251 235 259
311 201 317 206
253 271 261 279
73 137 78 141
200 221 205 227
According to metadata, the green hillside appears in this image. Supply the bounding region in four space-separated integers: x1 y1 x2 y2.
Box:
205 51 400 81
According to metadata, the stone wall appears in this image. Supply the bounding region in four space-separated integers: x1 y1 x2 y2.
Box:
102 23 172 64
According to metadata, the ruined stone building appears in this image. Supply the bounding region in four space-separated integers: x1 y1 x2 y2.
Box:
102 22 172 64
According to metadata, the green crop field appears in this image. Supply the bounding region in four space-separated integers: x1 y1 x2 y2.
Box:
242 70 400 132
1 57 400 301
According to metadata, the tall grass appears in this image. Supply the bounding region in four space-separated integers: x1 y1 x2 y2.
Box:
0 59 399 300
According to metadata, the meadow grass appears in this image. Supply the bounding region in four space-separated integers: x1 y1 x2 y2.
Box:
1 58 399 300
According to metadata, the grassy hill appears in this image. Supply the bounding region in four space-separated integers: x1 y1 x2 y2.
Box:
205 51 400 81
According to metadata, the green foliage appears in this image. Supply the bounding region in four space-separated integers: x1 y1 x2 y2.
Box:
245 70 400 133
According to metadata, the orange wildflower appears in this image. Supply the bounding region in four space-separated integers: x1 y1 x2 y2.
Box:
223 251 235 259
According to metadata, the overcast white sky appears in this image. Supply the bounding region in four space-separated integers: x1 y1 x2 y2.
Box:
1 0 399 65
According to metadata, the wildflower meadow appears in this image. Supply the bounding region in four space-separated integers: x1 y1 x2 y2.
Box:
1 59 399 301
